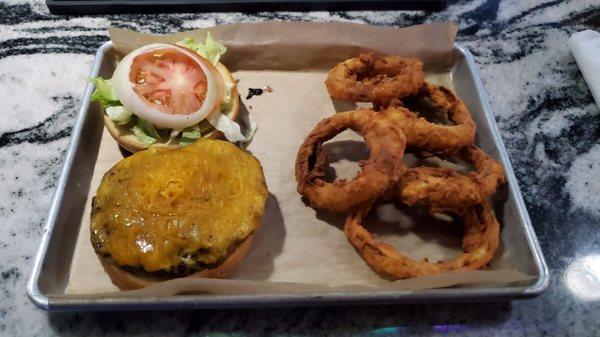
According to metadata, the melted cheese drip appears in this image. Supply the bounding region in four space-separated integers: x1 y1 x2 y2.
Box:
90 139 268 273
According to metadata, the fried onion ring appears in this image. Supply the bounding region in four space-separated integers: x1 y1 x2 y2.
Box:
381 82 476 153
397 146 505 214
295 109 407 212
344 199 500 280
325 53 425 104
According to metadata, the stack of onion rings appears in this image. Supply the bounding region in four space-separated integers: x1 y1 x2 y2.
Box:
325 53 425 105
381 82 476 153
295 109 407 212
344 200 500 280
295 53 506 280
396 146 505 214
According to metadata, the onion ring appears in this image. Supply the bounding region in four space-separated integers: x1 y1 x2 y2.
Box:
295 109 407 212
325 53 425 105
344 199 500 280
381 82 476 153
397 146 505 214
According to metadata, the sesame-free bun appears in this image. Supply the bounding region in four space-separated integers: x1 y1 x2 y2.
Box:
103 62 239 153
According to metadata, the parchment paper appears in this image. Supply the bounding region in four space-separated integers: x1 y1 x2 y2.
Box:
64 22 533 296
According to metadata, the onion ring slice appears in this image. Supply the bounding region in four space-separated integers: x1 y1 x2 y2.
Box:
295 109 407 213
344 199 500 280
397 146 505 214
325 53 425 105
382 82 476 153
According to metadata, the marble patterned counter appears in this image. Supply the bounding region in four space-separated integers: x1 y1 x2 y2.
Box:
1 0 599 335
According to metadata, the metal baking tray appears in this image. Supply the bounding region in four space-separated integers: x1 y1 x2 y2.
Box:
27 40 549 311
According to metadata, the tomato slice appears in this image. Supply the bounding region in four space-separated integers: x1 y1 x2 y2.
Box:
112 43 223 129
129 49 208 116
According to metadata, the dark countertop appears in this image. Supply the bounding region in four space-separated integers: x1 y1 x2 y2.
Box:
1 0 599 335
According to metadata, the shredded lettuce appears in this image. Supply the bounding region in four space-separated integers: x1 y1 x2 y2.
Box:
88 77 120 108
203 81 256 143
167 129 182 144
179 125 202 147
207 108 257 143
177 33 227 66
131 125 156 147
131 118 160 146
105 105 132 125
176 37 198 51
137 118 161 139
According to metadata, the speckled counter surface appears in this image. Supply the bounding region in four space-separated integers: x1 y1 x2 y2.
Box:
1 0 599 336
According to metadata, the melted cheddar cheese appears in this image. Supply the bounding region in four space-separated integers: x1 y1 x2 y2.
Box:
90 139 268 274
